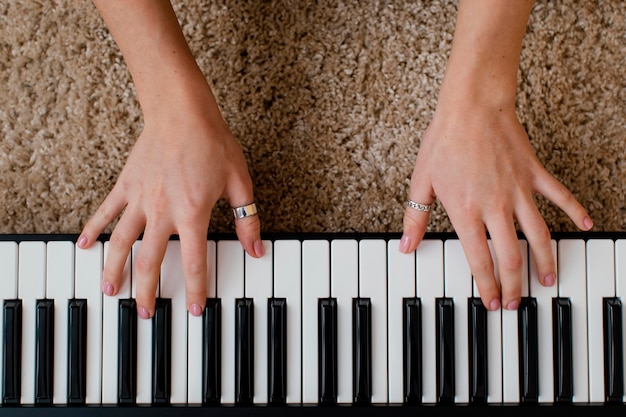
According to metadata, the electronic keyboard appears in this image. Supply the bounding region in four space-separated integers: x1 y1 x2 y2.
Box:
0 232 624 416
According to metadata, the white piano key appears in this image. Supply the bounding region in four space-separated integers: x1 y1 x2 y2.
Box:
46 241 75 404
557 239 588 403
443 239 470 404
187 240 216 404
616 239 626 403
302 239 330 404
273 239 302 404
358 239 387 404
160 240 188 404
586 239 615 403
416 239 444 404
217 240 245 405
479 240 503 404
330 239 358 404
0 241 18 403
101 242 131 404
245 240 273 404
501 240 529 403
74 241 103 404
19 241 46 404
529 239 557 403
132 241 153 405
387 239 416 404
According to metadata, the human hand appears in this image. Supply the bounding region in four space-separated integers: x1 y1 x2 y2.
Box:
77 91 263 319
400 103 593 311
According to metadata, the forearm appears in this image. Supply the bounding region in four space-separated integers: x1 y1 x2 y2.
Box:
438 0 535 111
92 0 218 125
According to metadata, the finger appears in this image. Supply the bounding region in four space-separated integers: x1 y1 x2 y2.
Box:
102 208 145 297
486 217 524 310
78 187 127 249
516 200 557 288
400 166 435 254
226 171 263 258
455 221 501 311
179 228 209 317
133 224 170 319
534 169 593 231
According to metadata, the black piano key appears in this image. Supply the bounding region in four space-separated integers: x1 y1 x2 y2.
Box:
118 298 137 404
203 298 221 405
35 299 55 404
318 297 337 405
403 297 422 405
603 297 623 403
468 297 488 404
268 298 287 405
235 298 254 406
518 297 539 403
435 297 454 404
67 299 87 404
352 298 372 405
552 297 573 403
3 299 22 404
152 298 172 405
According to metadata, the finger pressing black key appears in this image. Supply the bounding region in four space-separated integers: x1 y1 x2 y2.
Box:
152 298 172 405
3 299 22 404
118 299 137 404
352 298 371 405
235 298 254 406
268 298 287 405
318 298 337 405
35 299 54 404
552 297 573 403
67 299 87 404
518 297 539 403
203 298 221 406
403 298 422 405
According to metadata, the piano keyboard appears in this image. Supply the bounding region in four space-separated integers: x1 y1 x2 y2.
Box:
0 233 624 414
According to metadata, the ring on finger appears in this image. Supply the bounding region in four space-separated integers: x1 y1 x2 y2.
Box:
406 199 431 212
232 202 258 219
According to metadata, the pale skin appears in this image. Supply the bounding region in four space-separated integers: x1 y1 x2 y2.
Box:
80 0 592 318
79 0 263 319
400 0 593 311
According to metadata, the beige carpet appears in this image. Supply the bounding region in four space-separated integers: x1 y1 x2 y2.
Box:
1 0 624 237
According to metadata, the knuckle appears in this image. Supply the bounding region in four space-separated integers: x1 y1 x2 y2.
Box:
472 258 493 277
134 255 159 275
109 230 134 250
498 253 523 273
184 259 206 279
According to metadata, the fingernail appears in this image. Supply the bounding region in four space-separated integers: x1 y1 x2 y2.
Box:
254 240 265 257
102 281 114 296
489 298 500 311
138 306 151 320
399 235 410 253
78 235 88 248
190 304 203 317
506 299 520 310
583 216 594 230
543 273 555 287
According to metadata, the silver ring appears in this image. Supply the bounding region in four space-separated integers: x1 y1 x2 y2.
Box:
406 200 431 212
232 202 258 219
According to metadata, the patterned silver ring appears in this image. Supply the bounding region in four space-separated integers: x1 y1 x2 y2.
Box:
232 203 258 219
406 200 431 212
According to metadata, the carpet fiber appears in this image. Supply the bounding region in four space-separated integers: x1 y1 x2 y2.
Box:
1 0 624 237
